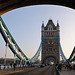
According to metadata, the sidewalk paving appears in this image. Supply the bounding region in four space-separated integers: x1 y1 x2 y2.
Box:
0 67 36 74
60 67 75 75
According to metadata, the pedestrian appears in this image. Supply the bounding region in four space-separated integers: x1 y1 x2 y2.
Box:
66 64 69 70
58 64 62 71
69 63 71 70
10 63 12 68
13 63 16 71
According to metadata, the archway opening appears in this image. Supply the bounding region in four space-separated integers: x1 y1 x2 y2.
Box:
44 56 56 65
50 61 54 65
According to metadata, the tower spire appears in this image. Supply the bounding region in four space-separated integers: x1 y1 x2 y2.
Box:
57 20 60 31
41 21 44 31
57 20 59 27
42 21 44 27
49 18 52 21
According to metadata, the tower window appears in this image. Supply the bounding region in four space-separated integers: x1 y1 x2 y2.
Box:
49 48 52 51
47 32 48 35
51 32 52 35
53 32 54 35
48 27 53 30
51 28 52 30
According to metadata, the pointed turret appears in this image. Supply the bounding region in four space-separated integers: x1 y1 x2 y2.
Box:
42 21 44 27
41 21 44 31
49 18 52 21
45 19 56 30
57 20 60 30
41 19 60 64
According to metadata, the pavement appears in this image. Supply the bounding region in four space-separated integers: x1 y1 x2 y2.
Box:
60 67 75 75
0 67 36 75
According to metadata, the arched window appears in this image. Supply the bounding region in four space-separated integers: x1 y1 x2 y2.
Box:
48 25 53 30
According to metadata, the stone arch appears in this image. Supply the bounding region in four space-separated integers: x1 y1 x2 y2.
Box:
42 56 58 64
0 0 75 15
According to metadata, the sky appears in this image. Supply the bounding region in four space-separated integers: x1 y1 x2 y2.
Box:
0 5 75 60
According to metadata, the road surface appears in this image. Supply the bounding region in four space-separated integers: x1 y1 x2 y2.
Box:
1 66 56 75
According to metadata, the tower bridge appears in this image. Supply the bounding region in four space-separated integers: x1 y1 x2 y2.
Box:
0 16 75 64
0 1 75 74
41 19 60 64
0 16 75 75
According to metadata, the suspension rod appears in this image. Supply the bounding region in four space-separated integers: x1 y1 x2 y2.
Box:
4 43 9 64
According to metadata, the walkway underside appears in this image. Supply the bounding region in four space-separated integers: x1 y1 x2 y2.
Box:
0 0 75 15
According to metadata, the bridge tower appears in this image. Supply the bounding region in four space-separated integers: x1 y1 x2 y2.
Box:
41 19 60 64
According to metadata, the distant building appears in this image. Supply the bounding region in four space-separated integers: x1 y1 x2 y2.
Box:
0 58 20 65
41 19 60 64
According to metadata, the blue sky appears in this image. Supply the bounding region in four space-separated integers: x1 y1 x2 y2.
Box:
0 5 75 59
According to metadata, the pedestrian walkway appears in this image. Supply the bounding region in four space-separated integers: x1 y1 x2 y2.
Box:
60 67 75 75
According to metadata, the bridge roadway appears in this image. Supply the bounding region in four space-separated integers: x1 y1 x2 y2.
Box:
0 66 56 75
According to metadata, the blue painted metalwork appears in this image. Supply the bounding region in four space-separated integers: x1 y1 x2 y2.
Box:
0 16 28 62
58 36 67 62
31 36 43 62
0 16 43 63
68 47 75 62
0 23 23 60
1 15 74 63
58 36 75 63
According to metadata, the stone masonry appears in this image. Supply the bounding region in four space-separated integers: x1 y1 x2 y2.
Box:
41 19 60 64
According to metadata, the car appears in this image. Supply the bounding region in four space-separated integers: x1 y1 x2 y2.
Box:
40 64 45 68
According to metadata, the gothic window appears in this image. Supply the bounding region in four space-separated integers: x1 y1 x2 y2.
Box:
51 28 52 30
49 32 50 35
45 32 47 36
48 41 53 45
50 32 51 35
49 48 52 51
49 27 53 30
48 41 50 44
51 32 52 35
52 41 54 44
52 32 54 36
48 25 53 30
47 32 48 35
